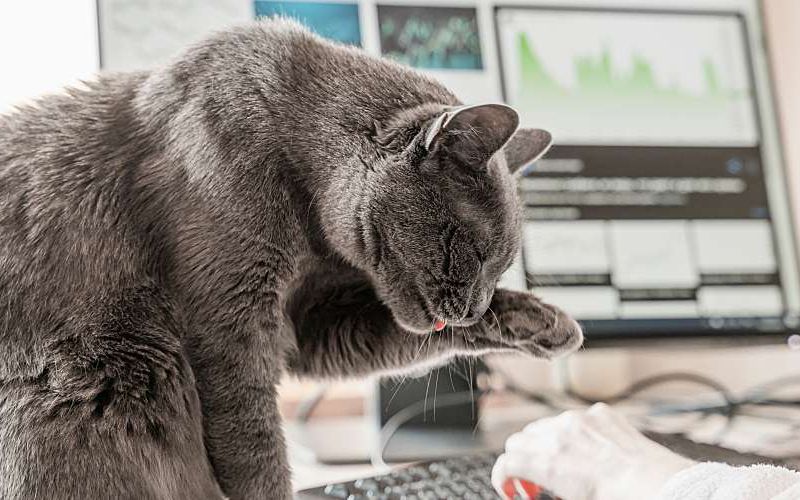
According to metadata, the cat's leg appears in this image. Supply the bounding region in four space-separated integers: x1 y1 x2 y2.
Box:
287 285 582 378
287 285 461 378
186 325 291 500
0 366 221 500
0 293 222 499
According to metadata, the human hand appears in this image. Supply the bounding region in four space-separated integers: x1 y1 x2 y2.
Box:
491 403 696 500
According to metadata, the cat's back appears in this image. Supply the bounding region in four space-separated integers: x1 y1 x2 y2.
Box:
0 73 169 379
0 72 155 276
0 72 151 225
153 18 459 139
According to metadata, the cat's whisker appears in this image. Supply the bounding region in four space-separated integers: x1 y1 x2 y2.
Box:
467 359 476 419
385 374 411 412
449 358 469 381
411 314 438 363
414 331 431 362
423 367 433 421
487 305 502 335
433 364 441 422
424 333 440 421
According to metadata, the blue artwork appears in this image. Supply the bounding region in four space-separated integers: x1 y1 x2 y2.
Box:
254 1 362 47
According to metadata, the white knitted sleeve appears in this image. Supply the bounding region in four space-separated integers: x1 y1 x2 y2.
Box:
657 462 800 500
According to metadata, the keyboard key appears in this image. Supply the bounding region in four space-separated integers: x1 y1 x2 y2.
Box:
407 466 432 480
407 482 428 492
323 483 350 498
387 485 408 495
432 486 452 498
449 482 468 495
353 478 380 492
394 471 414 483
378 476 398 487
427 463 452 478
466 479 484 492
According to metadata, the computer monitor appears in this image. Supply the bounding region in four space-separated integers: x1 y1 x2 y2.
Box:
492 4 800 345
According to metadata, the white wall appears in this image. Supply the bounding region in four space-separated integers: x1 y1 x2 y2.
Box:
0 0 99 113
764 0 800 228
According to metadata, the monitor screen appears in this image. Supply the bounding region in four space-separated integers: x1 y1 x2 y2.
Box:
496 8 758 146
495 6 799 340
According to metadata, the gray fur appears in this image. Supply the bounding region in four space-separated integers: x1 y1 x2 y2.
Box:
0 19 581 499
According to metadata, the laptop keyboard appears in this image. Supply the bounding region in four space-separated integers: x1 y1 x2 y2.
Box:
296 452 556 499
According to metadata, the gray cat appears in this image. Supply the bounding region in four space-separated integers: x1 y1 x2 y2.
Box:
0 19 582 500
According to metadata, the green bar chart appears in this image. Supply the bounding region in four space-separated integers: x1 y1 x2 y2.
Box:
497 9 758 146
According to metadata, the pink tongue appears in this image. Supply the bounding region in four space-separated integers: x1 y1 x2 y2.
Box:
433 319 447 332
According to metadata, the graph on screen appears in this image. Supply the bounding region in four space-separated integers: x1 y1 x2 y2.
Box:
496 9 758 146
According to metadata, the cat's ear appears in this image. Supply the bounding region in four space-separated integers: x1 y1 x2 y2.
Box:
423 103 519 167
502 128 553 174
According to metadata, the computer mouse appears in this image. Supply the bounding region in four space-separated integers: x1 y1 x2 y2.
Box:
502 477 561 500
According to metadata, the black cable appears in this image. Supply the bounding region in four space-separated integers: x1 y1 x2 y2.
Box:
738 398 800 408
497 370 737 415
492 368 745 438
563 372 736 407
570 372 742 441
742 375 800 403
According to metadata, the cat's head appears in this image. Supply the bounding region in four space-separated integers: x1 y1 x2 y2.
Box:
330 103 553 334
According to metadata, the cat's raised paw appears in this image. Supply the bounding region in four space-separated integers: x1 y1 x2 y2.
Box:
491 290 584 359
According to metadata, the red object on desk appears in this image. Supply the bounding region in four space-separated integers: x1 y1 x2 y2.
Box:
502 477 560 499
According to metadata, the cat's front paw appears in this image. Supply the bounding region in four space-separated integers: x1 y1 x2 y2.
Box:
485 289 584 359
